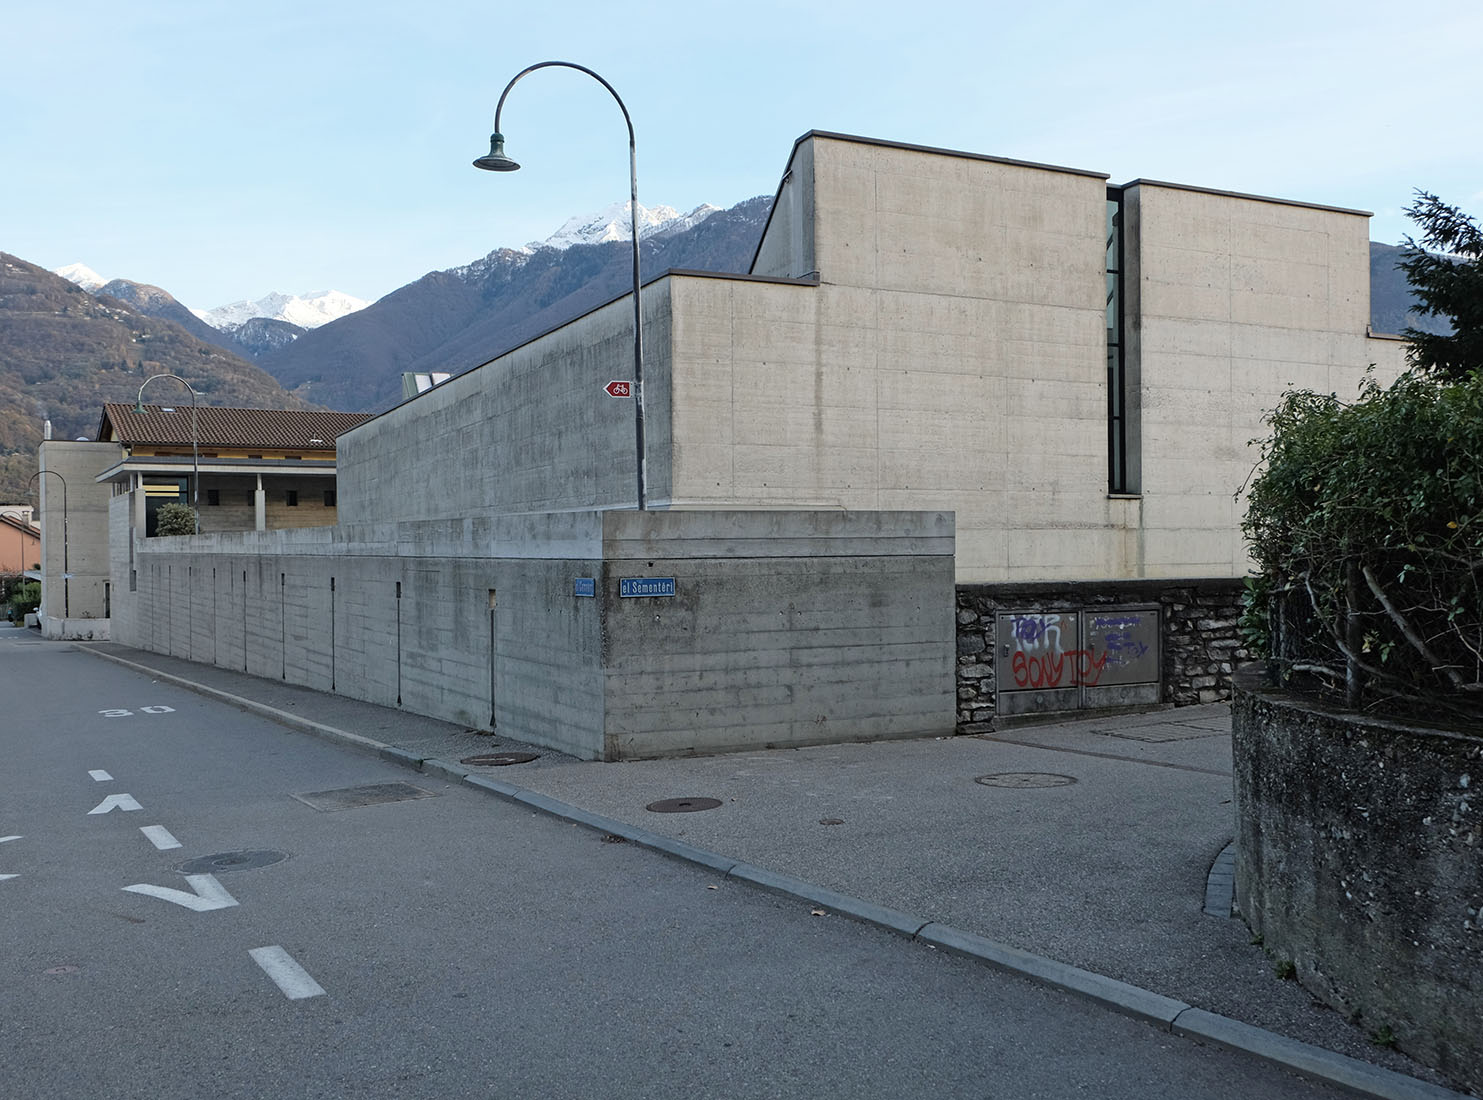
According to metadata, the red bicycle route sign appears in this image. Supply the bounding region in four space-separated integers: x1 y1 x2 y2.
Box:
604 380 632 398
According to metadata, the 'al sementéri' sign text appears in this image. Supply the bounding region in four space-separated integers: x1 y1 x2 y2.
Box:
620 577 676 598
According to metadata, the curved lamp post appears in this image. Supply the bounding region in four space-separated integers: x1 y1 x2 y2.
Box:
474 61 648 510
134 373 201 534
27 470 67 618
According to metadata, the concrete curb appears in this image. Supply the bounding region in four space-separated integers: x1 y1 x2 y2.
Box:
1169 1009 1467 1100
73 644 1475 1100
918 921 1189 1026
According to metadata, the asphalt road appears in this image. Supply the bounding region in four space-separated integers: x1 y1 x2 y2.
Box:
0 626 1345 1099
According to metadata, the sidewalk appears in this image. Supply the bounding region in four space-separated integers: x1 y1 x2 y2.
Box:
74 638 1470 1099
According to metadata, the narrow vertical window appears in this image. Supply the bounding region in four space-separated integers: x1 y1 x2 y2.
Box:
1106 187 1128 494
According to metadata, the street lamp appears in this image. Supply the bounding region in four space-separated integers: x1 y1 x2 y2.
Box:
474 61 649 511
134 373 201 534
27 470 67 619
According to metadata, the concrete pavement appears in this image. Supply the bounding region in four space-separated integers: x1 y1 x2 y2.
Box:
69 636 1474 1099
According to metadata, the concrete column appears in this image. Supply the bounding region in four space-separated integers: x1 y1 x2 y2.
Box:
254 474 266 531
131 479 146 538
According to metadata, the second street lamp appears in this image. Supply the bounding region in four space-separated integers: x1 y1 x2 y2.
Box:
474 61 648 511
134 373 201 534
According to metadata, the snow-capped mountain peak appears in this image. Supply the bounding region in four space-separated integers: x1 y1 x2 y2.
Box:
55 262 107 291
192 289 369 331
536 202 720 251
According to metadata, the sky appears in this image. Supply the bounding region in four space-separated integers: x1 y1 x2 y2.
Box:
4 0 1480 311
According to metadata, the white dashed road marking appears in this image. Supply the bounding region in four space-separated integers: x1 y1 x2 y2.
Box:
250 946 326 1000
139 825 182 851
89 770 113 782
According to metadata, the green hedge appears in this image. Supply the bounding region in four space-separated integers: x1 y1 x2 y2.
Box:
1242 370 1482 720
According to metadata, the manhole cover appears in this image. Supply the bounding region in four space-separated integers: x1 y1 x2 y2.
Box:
292 782 438 812
460 752 539 766
975 772 1078 789
177 849 288 875
646 797 723 813
44 965 80 975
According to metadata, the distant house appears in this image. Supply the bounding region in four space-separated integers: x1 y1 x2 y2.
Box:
95 404 372 535
33 403 370 639
0 510 41 577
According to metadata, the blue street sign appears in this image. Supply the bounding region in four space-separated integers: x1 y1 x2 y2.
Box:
573 578 596 598
620 577 676 598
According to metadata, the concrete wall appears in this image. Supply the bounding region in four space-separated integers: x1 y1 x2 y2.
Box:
113 509 955 759
1233 675 1483 1096
335 289 675 524
599 510 955 757
37 441 120 629
1127 182 1408 579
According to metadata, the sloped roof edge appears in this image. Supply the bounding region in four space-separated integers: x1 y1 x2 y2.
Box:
98 404 372 449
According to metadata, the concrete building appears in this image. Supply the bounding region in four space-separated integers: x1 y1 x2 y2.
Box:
108 131 1410 750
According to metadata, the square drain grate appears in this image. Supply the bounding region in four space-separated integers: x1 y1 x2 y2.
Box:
292 782 438 813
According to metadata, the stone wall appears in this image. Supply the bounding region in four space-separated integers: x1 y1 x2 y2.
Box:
1233 674 1483 1096
955 578 1247 730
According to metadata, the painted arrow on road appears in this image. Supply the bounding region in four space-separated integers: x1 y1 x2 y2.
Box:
88 794 143 815
122 874 239 912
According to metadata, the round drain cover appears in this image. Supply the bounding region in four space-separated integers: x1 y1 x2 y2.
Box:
974 772 1078 789
460 752 539 766
646 797 723 813
177 849 288 874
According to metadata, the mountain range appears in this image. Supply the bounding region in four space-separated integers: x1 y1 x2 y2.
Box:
49 198 770 414
0 252 314 501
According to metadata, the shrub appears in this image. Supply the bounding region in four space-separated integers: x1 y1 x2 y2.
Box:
154 501 198 536
7 580 40 624
1242 369 1482 720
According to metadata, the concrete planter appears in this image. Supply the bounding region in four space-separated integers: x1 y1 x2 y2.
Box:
1232 669 1483 1095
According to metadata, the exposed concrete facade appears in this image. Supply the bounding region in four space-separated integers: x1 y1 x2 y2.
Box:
337 132 1408 585
113 509 955 759
37 441 120 637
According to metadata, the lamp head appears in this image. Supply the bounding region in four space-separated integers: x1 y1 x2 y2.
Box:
473 132 520 172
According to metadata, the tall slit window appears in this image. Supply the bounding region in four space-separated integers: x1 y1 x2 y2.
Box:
1106 187 1128 494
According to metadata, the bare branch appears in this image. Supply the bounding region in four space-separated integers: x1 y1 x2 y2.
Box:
1363 565 1482 692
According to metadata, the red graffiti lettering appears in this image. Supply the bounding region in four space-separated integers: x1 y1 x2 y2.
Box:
1011 648 1110 688
1068 648 1110 687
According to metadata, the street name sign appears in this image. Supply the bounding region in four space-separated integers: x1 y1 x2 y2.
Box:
620 577 676 598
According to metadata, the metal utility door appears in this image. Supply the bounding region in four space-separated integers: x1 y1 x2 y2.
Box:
995 606 1160 716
